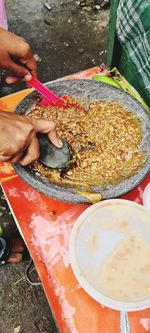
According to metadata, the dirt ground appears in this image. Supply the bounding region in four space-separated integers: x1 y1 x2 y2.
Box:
0 1 109 332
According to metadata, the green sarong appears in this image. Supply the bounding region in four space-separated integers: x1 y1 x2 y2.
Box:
116 0 150 106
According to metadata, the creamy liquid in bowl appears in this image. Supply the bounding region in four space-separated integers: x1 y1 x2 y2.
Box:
71 200 150 305
97 233 150 301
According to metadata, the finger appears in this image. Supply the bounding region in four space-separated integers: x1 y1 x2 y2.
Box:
26 57 37 78
0 151 25 163
29 118 63 148
5 76 21 84
20 52 37 78
4 55 29 79
24 73 32 82
0 155 11 162
0 155 19 163
32 118 63 148
19 135 40 166
9 152 25 163
6 73 33 84
6 72 33 84
7 253 22 263
47 129 63 148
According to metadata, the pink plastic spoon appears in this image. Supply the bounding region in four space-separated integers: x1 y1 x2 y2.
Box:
27 75 63 107
27 75 84 111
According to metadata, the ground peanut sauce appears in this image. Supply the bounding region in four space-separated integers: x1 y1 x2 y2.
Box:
28 98 147 189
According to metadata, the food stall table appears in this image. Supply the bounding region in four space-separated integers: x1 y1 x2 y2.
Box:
0 67 150 333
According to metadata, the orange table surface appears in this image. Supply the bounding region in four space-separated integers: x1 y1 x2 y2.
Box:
0 68 150 333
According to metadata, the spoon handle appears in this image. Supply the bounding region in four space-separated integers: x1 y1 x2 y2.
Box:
120 311 130 333
28 75 61 104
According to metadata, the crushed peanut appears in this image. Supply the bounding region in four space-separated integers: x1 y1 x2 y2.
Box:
28 98 147 188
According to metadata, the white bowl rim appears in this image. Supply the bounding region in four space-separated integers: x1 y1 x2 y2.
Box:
69 199 150 312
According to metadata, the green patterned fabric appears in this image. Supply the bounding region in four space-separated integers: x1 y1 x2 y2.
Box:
116 0 150 105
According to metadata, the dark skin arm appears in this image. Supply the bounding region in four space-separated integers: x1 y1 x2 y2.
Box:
0 111 62 165
0 28 62 165
0 27 37 82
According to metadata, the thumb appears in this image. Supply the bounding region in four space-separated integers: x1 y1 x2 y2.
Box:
29 117 63 148
6 73 32 84
5 55 29 78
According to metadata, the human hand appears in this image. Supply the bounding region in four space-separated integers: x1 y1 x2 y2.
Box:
0 111 63 165
0 27 37 84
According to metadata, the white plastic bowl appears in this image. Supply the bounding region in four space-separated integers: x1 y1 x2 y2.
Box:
69 199 150 312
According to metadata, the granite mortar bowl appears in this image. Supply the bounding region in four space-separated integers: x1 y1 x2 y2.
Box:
13 80 150 204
